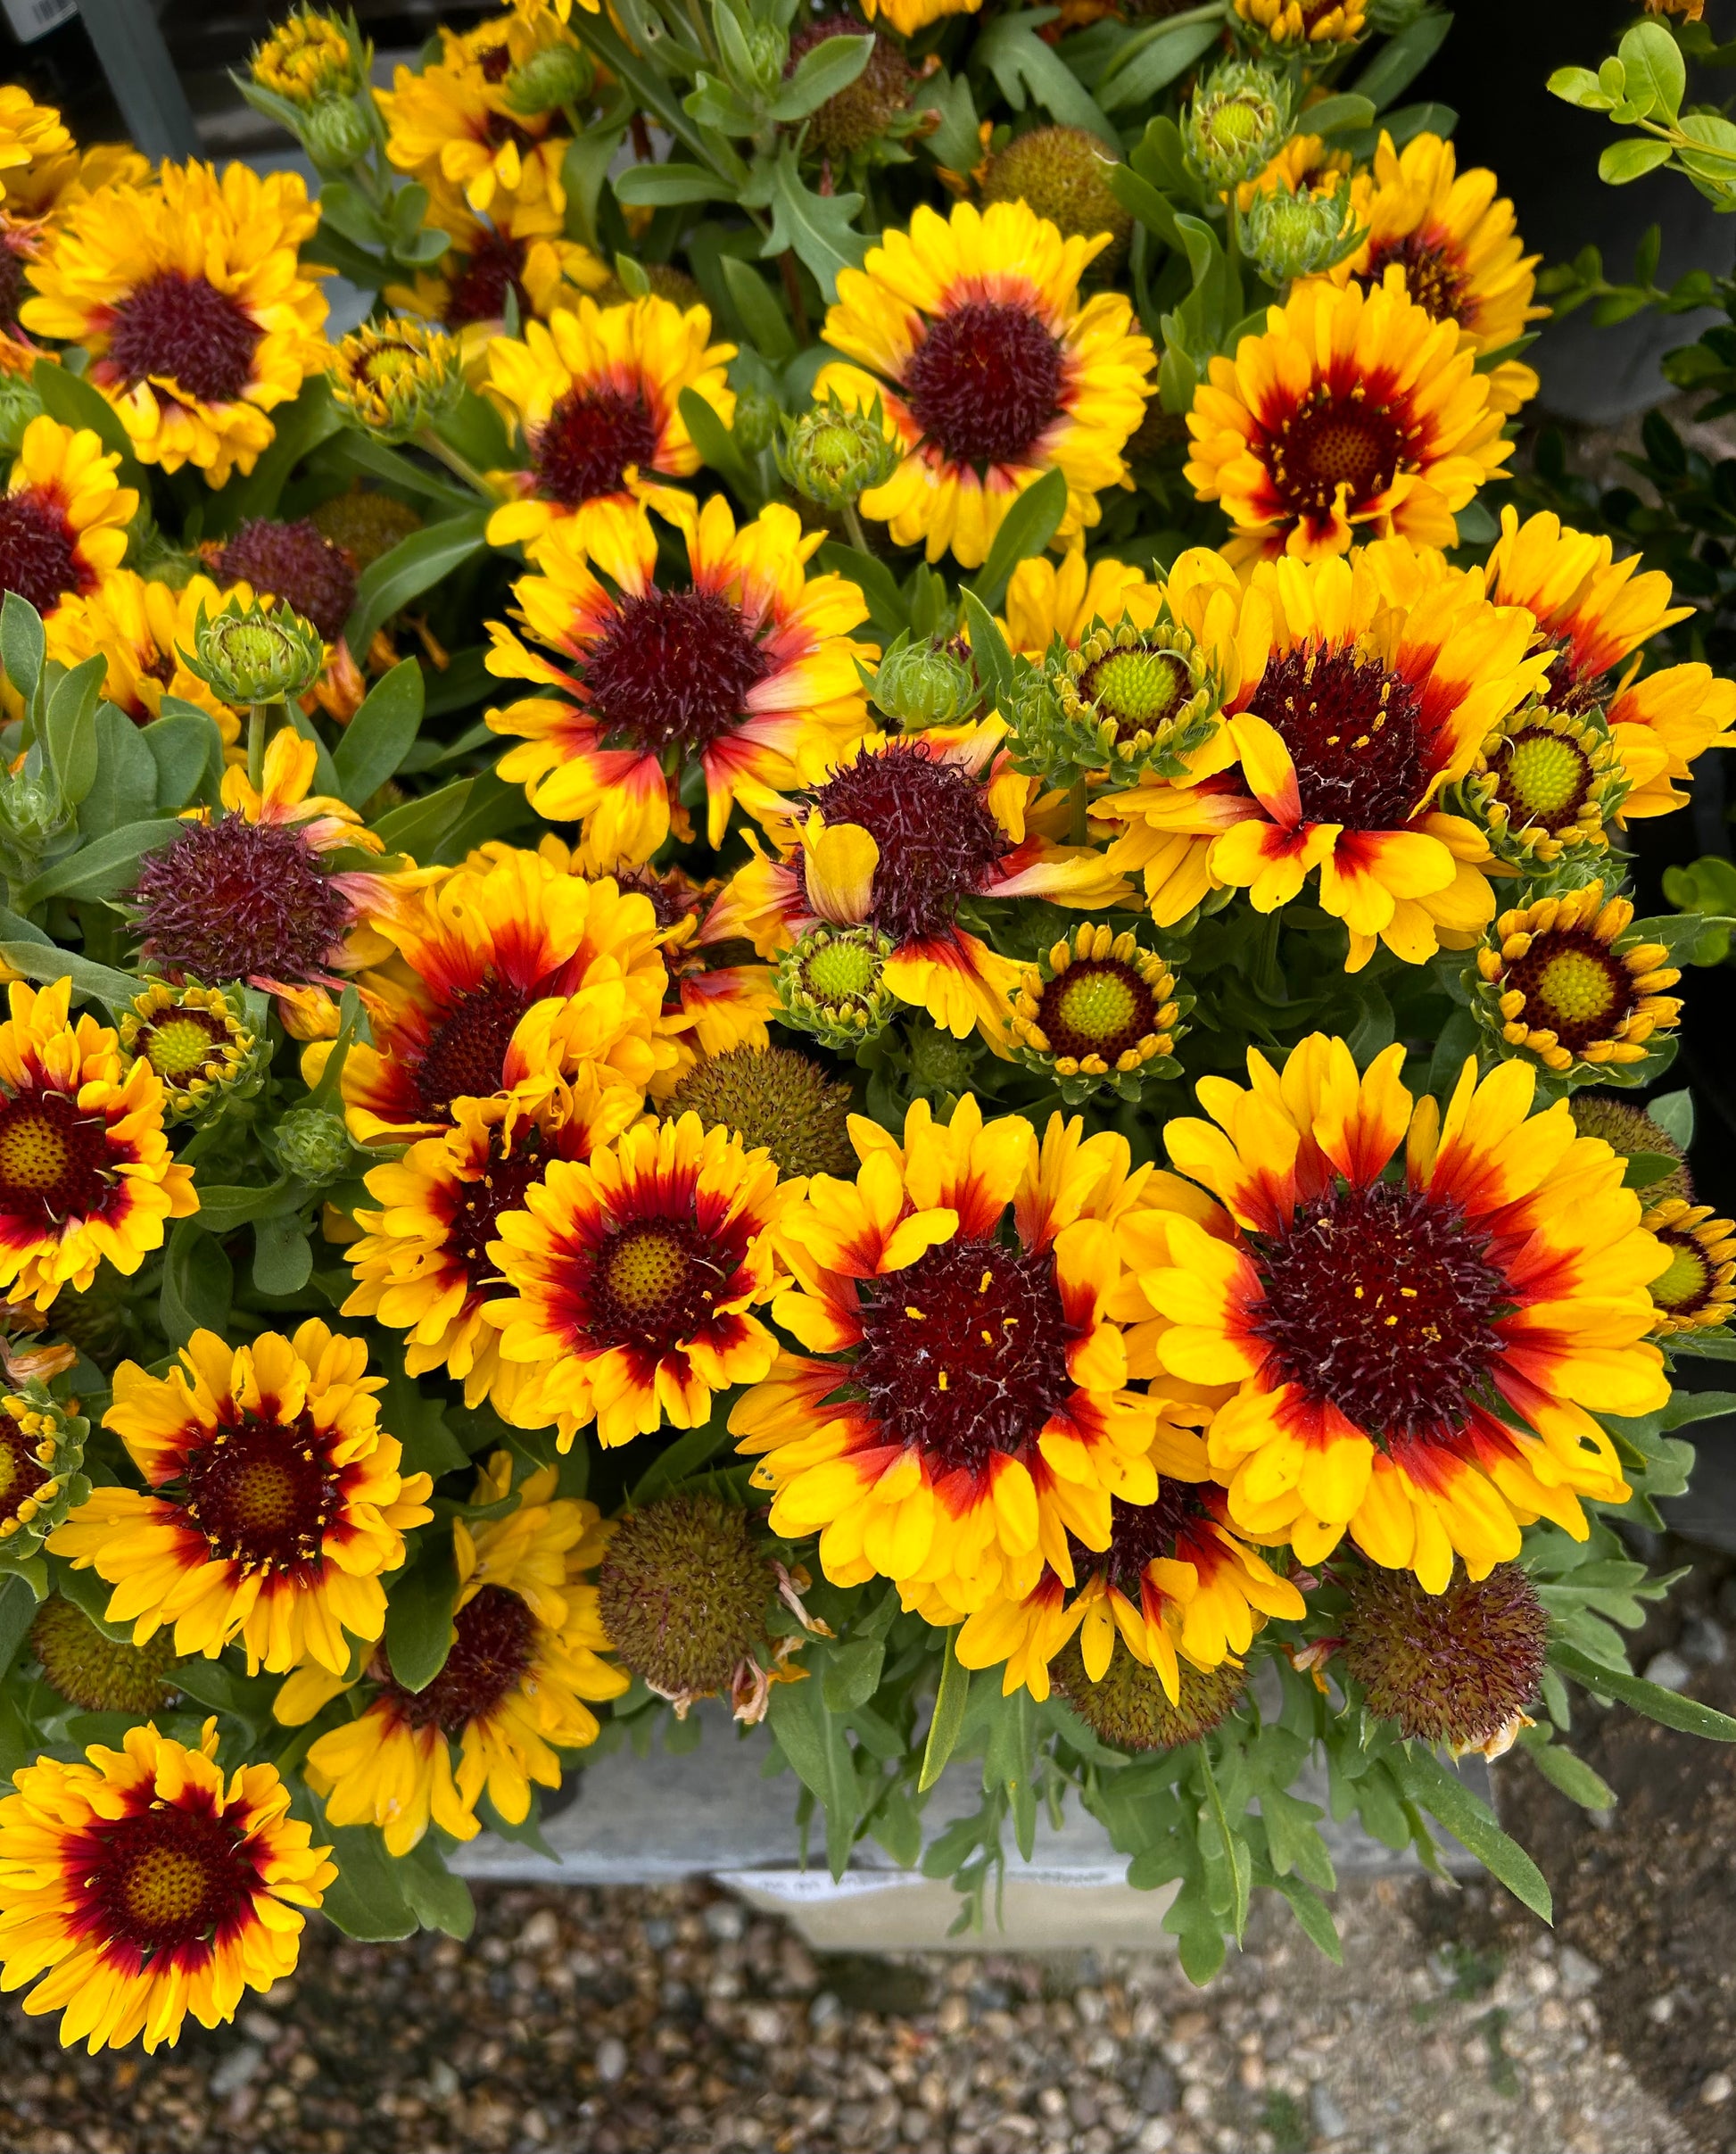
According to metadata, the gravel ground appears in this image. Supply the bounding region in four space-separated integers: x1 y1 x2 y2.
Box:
0 1871 1690 2154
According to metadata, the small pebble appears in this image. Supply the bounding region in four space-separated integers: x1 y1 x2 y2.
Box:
1643 1650 1692 1693
1703 2071 1732 2107
207 2043 263 2099
595 2034 629 2083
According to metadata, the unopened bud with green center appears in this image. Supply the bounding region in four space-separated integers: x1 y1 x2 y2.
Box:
121 982 260 1123
777 391 902 510
302 91 375 174
903 1018 979 1098
331 318 464 444
186 598 324 707
598 1495 775 1704
663 1044 856 1180
0 766 70 874
251 6 365 107
275 1104 354 1184
1239 177 1365 284
1340 1562 1547 1757
871 630 978 730
981 127 1132 275
30 1595 178 1714
1022 614 1225 791
732 385 781 456
738 20 789 96
505 37 593 115
1183 59 1294 192
1053 1633 1248 1752
0 1382 88 1566
778 924 897 1049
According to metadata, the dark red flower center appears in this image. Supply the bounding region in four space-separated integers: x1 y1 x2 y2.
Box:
1267 384 1411 521
578 1214 738 1351
1068 1481 1212 1604
180 1412 341 1574
903 300 1065 468
105 271 263 404
533 386 663 507
1245 644 1429 830
796 741 1005 942
616 869 696 933
1252 1181 1510 1443
77 1803 253 1958
0 488 87 616
445 230 530 328
1540 642 1605 719
211 518 358 642
132 817 355 989
852 1237 1075 1479
0 241 24 336
1036 958 1156 1065
413 973 545 1120
0 1415 49 1517
383 1583 538 1732
1503 928 1634 1054
1360 231 1467 327
582 585 772 762
447 1122 554 1287
0 1089 114 1230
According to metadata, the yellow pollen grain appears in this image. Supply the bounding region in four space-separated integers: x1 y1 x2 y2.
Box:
979 1270 993 1294
938 1371 949 1391
905 1306 924 1320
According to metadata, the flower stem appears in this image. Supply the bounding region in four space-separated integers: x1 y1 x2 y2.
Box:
417 430 492 495
247 700 275 792
842 501 871 554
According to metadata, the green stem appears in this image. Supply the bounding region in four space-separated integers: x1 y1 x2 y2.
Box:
1068 776 1088 846
417 431 492 495
246 701 279 791
842 501 871 554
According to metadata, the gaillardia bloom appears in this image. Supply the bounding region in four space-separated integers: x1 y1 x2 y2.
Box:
484 295 736 554
131 731 398 1040
1138 1036 1668 1589
48 1322 434 1675
1235 0 1366 46
485 496 875 869
0 978 196 1313
1184 276 1509 563
21 161 329 486
277 1456 627 1853
956 1477 1304 1702
814 200 1155 568
303 846 674 1142
1474 880 1681 1079
731 1102 1166 1618
1484 507 1736 818
341 1076 641 1424
0 415 134 619
45 570 244 741
376 13 566 219
0 1722 333 2054
1641 1195 1736 1338
487 1111 793 1449
1119 541 1545 968
1331 131 1547 417
119 982 258 1123
708 724 1128 1045
388 168 609 337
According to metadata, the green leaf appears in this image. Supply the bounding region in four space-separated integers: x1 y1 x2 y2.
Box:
383 1536 460 1694
397 1840 475 1938
32 357 147 493
1105 162 1186 253
741 147 870 304
773 34 874 121
1549 64 1609 109
371 775 474 858
161 1220 233 1346
318 1825 419 1942
143 708 225 812
677 384 760 499
967 467 1069 613
628 1415 732 1504
252 1213 313 1297
343 508 491 658
1269 1872 1343 1963
1551 1640 1736 1739
79 703 160 839
1298 92 1377 136
1350 9 1453 111
1401 1749 1552 1921
823 1636 886 1713
0 932 140 1015
974 12 1119 146
1097 18 1220 114
767 1674 860 1877
918 68 980 174
191 1178 297 1232
562 105 629 252
323 432 477 512
958 588 1016 717
51 1553 134 1642
380 1368 470 1481
45 654 104 809
720 253 797 362
1619 19 1688 121
1621 1150 1681 1190
16 818 183 907
0 1571 38 1684
333 659 424 809
1600 138 1674 185
208 376 343 534
1649 1086 1695 1148
613 162 737 207
1522 1734 1616 1811
0 592 44 712
919 1628 970 1792
815 540 906 635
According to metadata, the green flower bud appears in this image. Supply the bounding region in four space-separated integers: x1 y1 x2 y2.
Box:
904 1019 979 1097
1017 612 1227 792
777 924 898 1049
776 390 902 510
274 1105 354 1184
185 598 325 705
1183 59 1294 192
1238 178 1365 284
0 766 70 876
252 7 366 107
870 630 979 730
0 1382 89 1569
980 128 1133 275
740 21 789 95
504 38 594 116
331 319 464 444
302 91 375 174
732 385 781 455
